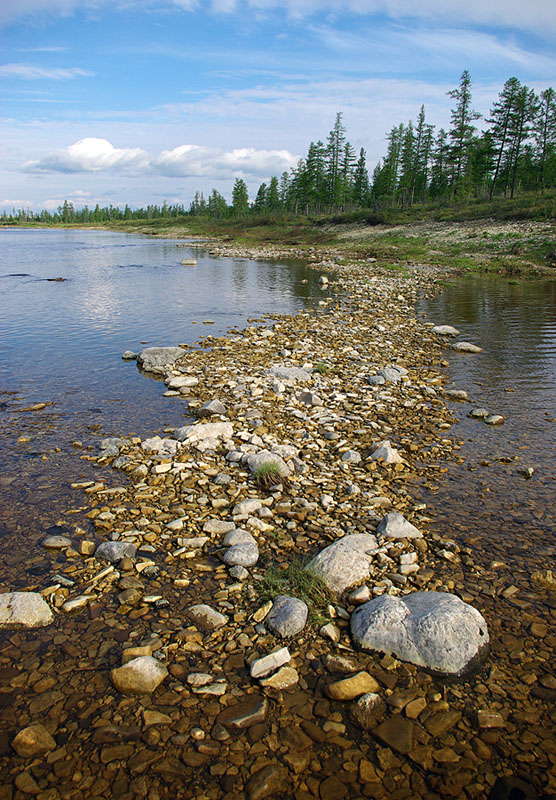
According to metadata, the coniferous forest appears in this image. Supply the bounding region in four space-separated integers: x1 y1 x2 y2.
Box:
3 72 555 224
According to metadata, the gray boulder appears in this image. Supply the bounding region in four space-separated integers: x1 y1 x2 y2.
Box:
305 534 379 594
377 512 422 540
377 365 408 383
266 595 308 638
95 541 137 563
223 542 259 567
350 591 489 676
0 592 53 629
137 346 184 374
197 399 227 418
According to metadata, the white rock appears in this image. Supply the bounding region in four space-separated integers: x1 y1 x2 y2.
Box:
165 375 199 389
432 325 460 336
305 534 379 594
0 593 53 629
223 542 259 567
233 498 263 516
187 604 229 630
369 440 403 464
174 421 233 444
351 591 489 676
111 656 168 695
377 512 423 540
137 346 184 374
203 519 236 534
250 647 291 679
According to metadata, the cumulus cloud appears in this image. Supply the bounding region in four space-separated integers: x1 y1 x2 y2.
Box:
24 138 150 174
22 137 299 179
0 62 93 79
153 144 298 177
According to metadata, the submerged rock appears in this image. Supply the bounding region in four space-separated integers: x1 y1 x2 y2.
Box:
0 592 53 629
452 341 483 353
432 325 460 336
111 656 168 695
351 591 489 676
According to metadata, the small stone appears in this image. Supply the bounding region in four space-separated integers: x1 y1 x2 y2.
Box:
12 724 56 758
349 693 386 729
405 697 427 719
15 771 41 794
0 592 53 629
197 399 227 418
319 775 347 800
452 341 483 353
432 325 460 336
42 535 71 550
223 542 259 567
477 710 505 729
246 765 287 800
326 672 379 701
320 622 341 643
95 541 137 563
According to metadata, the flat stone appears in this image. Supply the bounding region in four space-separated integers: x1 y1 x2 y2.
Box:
378 365 408 383
351 591 489 676
305 533 379 595
425 710 462 737
174 421 233 444
268 365 312 382
111 656 168 696
266 595 308 638
444 389 469 401
217 695 269 730
341 449 361 464
250 647 290 679
42 535 71 549
186 604 229 630
232 498 263 516
319 775 347 800
477 710 505 729
12 724 56 758
326 672 379 701
373 716 414 754
165 374 199 389
0 592 53 629
203 519 236 534
377 512 423 540
259 666 299 690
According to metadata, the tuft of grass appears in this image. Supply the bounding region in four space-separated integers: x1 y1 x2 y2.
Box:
314 361 331 374
252 461 289 491
258 558 332 625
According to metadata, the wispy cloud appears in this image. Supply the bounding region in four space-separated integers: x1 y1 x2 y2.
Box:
0 63 93 79
22 137 299 179
1 0 554 35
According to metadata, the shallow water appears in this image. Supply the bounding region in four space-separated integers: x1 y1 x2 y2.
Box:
417 275 556 577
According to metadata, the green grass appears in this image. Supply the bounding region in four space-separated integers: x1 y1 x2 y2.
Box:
252 461 287 490
258 558 332 625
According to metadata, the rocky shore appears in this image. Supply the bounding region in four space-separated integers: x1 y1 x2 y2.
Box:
0 248 554 800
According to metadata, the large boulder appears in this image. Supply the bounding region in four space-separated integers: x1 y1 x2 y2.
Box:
351 591 489 676
137 347 185 374
305 534 379 595
0 592 53 629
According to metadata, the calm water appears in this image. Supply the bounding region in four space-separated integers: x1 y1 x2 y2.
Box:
0 228 322 456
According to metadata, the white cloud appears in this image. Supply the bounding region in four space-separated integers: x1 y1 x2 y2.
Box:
0 62 93 79
1 0 554 35
24 138 150 174
22 137 299 179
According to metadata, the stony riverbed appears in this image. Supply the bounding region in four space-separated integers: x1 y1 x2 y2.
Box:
0 249 554 800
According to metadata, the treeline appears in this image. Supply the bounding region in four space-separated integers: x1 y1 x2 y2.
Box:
3 71 555 226
1 200 187 225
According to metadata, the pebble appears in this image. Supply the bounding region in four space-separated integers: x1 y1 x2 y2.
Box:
250 647 291 678
326 671 379 701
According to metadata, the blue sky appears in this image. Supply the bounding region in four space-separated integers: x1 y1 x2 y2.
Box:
1 0 555 211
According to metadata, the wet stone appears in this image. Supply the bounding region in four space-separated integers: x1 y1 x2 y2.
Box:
349 693 387 729
373 716 415 754
186 604 229 630
11 724 56 758
217 695 269 730
246 764 288 800
111 656 168 695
